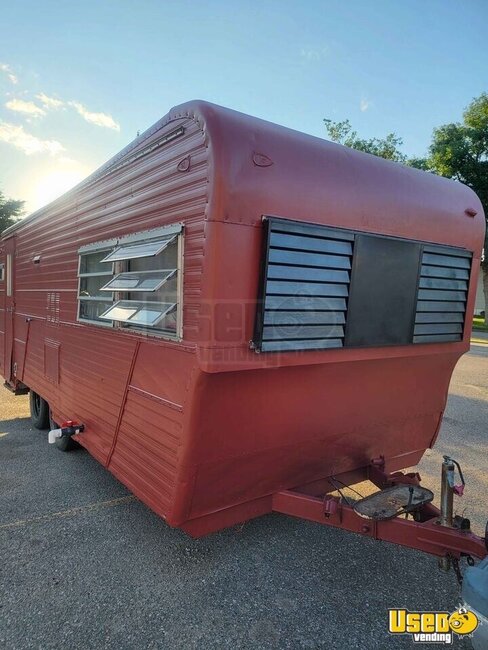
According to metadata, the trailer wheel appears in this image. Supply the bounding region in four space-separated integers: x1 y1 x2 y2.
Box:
49 411 77 452
29 391 50 430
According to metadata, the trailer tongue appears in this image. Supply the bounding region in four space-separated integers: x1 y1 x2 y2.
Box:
272 456 487 573
273 454 488 646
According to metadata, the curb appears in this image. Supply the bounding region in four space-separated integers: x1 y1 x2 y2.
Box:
470 339 488 346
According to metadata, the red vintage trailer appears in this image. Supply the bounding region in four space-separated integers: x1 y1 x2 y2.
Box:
1 101 486 567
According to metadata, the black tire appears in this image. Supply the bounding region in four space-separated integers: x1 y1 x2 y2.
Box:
29 390 50 429
49 410 76 452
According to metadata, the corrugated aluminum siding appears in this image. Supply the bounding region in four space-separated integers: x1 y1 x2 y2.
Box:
8 114 209 517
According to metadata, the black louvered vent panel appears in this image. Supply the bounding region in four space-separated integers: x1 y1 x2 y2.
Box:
413 244 472 344
255 218 354 352
254 218 473 353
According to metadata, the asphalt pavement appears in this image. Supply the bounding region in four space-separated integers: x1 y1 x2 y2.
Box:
1 345 487 649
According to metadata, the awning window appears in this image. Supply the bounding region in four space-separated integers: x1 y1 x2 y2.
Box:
100 269 176 292
78 224 182 337
100 234 177 263
99 300 176 327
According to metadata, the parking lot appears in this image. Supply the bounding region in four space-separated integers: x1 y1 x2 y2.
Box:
1 344 486 649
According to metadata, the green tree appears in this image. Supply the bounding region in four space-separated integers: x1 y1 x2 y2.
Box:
0 190 24 234
323 118 409 163
324 97 488 320
428 94 488 320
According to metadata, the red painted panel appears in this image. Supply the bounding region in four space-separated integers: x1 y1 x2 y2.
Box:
109 389 183 519
177 353 454 520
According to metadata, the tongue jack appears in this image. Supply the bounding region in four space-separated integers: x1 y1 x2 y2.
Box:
439 455 468 574
440 455 466 528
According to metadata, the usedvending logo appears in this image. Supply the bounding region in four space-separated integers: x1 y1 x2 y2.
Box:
388 607 479 644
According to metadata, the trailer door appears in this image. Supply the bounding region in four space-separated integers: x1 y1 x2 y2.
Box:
3 237 15 384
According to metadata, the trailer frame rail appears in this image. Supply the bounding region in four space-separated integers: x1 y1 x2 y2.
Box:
272 463 487 560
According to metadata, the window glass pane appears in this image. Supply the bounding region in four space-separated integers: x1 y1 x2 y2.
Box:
106 275 140 290
100 269 176 292
130 276 177 304
131 296 177 332
129 306 172 326
160 308 177 333
80 250 112 274
129 240 178 272
79 299 113 322
138 272 175 291
126 240 179 332
100 303 139 322
80 275 112 298
101 235 176 263
99 300 176 328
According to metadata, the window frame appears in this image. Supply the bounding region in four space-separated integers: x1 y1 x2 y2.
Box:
99 299 177 327
100 234 178 264
77 247 115 327
77 224 184 341
99 268 177 293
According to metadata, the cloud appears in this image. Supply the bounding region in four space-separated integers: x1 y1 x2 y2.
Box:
0 121 64 156
0 63 18 84
0 63 120 131
5 98 46 117
36 92 65 110
68 101 120 131
360 97 372 112
36 93 119 130
300 46 328 61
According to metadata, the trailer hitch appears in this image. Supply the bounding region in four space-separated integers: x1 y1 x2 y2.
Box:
48 420 84 444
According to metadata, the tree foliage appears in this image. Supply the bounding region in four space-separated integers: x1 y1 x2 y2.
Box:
428 94 488 264
0 191 24 234
324 96 487 243
323 118 408 163
324 93 488 316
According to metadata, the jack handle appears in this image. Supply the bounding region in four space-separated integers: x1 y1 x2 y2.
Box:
443 455 466 496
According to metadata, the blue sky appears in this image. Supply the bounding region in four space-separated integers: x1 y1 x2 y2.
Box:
1 0 487 213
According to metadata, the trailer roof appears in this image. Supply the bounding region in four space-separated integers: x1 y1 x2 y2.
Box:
3 100 485 255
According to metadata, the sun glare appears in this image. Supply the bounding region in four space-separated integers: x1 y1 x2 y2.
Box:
33 168 87 211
